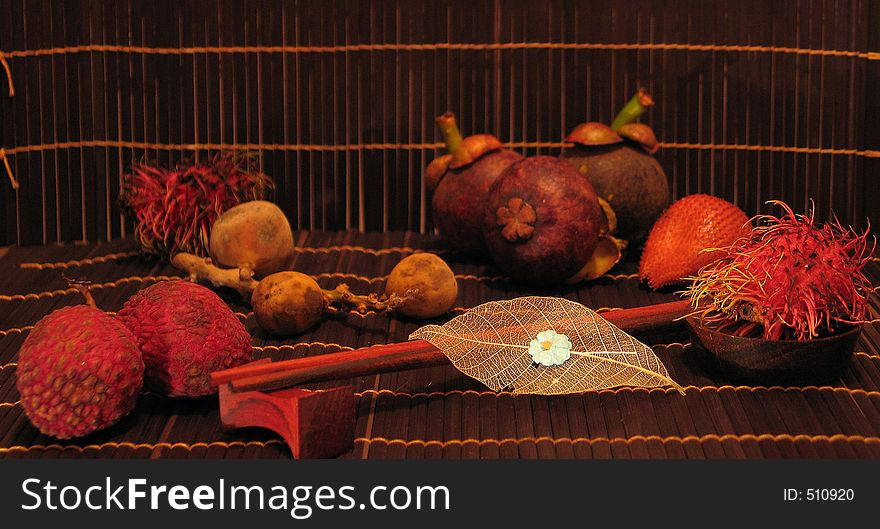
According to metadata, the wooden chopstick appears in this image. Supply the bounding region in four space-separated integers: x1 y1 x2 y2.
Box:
211 300 692 393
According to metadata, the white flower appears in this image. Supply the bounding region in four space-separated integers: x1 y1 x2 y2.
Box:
528 330 572 367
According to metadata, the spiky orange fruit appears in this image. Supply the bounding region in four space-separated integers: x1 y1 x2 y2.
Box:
639 194 751 289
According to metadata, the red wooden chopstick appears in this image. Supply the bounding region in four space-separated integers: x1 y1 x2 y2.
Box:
211 300 692 393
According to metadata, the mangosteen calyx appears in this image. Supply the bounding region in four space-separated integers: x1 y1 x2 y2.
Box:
435 112 503 170
565 122 623 147
496 197 537 242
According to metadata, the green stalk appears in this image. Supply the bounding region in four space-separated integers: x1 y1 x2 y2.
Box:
610 88 655 131
435 112 464 155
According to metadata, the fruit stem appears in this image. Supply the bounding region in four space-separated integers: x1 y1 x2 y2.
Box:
322 284 413 315
170 252 259 298
66 277 98 309
435 112 464 156
610 88 655 131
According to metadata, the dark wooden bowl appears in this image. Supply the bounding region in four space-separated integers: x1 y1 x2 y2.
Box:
686 318 861 385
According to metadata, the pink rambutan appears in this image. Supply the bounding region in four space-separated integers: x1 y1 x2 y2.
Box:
120 151 272 257
686 201 876 341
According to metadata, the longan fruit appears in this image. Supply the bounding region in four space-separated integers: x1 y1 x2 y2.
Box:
385 253 458 319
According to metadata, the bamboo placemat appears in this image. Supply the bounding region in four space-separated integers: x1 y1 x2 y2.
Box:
1 0 878 247
1 232 879 459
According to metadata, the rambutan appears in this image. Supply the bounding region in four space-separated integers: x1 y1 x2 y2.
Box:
686 201 875 341
120 151 273 257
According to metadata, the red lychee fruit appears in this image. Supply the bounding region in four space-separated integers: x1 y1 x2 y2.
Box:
16 305 144 439
639 194 751 289
117 280 252 397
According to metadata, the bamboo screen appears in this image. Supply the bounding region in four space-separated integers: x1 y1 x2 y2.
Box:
0 0 878 247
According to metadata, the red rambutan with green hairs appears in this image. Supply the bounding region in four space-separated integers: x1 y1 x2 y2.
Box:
685 201 876 341
120 151 273 258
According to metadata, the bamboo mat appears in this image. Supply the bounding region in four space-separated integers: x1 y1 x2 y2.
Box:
2 0 877 247
1 232 880 459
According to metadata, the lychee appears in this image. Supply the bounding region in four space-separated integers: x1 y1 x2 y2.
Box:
639 194 751 289
16 305 144 439
117 280 252 397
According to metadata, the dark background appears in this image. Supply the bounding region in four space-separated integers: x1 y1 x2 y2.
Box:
1 0 878 246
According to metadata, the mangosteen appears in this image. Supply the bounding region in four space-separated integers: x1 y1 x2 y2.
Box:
560 88 670 244
482 156 604 285
425 113 523 256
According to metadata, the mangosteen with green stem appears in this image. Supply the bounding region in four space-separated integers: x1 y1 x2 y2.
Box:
425 112 523 256
560 88 670 244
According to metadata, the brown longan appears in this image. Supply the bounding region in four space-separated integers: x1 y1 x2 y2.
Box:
385 253 458 319
251 271 326 335
209 200 294 279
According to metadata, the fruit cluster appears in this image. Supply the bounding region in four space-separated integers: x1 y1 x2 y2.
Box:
426 89 669 285
18 199 462 440
17 280 251 439
171 200 460 337
120 152 272 258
